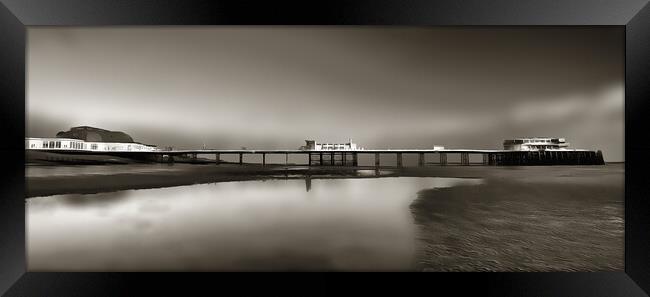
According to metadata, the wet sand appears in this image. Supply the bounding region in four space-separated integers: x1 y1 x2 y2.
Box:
26 163 622 195
410 164 624 271
25 163 481 198
26 164 363 198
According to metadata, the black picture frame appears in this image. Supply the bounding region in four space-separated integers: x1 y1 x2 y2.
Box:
1 0 649 296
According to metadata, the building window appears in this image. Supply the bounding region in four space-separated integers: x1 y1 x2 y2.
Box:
56 141 61 148
91 144 98 150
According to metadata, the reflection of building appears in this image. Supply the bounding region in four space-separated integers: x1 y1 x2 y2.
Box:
25 126 158 152
300 139 363 151
503 137 570 151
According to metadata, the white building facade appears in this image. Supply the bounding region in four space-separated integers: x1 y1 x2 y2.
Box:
25 137 158 152
503 137 570 151
301 139 364 151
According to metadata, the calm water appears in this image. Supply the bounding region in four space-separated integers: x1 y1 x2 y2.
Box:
27 176 482 271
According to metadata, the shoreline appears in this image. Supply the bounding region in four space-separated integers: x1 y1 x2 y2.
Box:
26 164 393 198
26 163 621 198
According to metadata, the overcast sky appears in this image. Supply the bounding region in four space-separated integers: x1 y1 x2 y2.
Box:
27 27 624 161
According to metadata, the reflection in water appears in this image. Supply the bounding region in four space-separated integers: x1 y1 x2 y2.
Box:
305 176 311 192
27 177 481 271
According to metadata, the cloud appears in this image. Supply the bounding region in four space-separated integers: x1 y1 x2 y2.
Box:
509 84 623 126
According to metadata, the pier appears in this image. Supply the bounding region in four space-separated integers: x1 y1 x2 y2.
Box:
45 148 604 167
26 128 606 167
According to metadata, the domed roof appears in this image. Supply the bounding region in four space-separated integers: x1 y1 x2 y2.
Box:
56 126 134 143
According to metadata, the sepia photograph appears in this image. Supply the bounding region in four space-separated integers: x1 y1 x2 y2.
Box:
25 26 624 271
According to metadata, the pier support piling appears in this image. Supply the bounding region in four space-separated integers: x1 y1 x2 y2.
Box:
262 153 266 167
596 150 604 165
239 153 243 165
396 153 403 168
215 153 220 165
375 153 380 167
418 153 425 167
461 153 469 165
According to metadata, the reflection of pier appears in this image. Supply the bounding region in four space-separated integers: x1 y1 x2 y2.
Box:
32 148 605 166
305 175 311 192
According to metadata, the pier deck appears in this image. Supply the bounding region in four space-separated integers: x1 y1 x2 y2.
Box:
28 148 605 166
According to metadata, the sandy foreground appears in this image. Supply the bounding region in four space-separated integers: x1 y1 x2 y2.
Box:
409 164 624 271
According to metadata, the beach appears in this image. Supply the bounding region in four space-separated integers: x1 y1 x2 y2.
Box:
26 163 624 271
